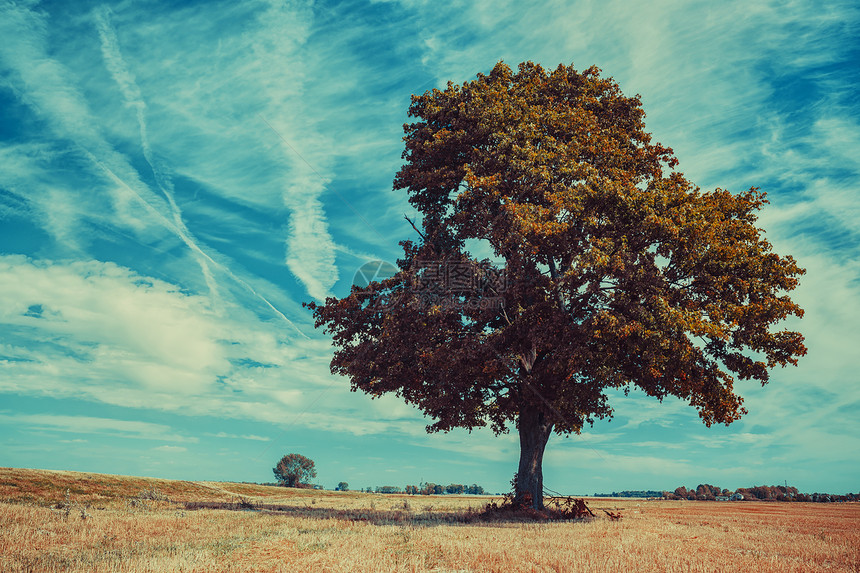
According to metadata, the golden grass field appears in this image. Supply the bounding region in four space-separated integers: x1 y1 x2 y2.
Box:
1 467 858 572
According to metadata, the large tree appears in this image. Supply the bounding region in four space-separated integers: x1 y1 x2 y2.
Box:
306 62 806 510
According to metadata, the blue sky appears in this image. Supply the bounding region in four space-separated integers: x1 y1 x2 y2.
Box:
1 0 858 495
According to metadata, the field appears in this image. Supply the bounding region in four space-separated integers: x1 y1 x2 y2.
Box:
1 467 857 572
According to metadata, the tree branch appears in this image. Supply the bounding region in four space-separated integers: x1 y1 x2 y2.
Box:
404 214 426 240
548 258 569 314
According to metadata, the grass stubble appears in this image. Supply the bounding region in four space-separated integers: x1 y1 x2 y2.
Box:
0 467 857 572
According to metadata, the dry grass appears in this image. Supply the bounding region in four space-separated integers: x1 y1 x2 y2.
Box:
1 467 858 572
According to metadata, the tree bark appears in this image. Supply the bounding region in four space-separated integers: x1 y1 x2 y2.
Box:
515 403 553 510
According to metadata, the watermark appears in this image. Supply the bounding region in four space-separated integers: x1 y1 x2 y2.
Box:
410 260 506 310
413 292 505 310
411 260 507 294
352 259 507 312
352 260 398 289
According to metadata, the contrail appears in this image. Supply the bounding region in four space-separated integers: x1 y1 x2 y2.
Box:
93 6 306 337
81 147 306 337
93 6 219 301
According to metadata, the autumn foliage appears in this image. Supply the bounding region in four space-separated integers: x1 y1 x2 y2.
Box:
666 484 860 502
306 61 806 509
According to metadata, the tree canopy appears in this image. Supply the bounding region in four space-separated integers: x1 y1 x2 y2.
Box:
273 453 316 488
306 61 806 509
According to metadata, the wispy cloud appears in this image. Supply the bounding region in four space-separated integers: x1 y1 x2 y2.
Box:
0 2 313 330
92 0 345 300
0 3 174 240
207 432 271 442
152 445 188 452
93 4 220 301
0 412 195 443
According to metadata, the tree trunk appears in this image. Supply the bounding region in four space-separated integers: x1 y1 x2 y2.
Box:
515 404 553 510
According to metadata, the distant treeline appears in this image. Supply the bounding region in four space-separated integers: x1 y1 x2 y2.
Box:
593 490 664 498
358 483 486 495
664 484 860 502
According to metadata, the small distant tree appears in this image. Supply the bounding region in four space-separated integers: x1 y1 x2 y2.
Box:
272 453 316 488
376 485 403 494
337 481 349 491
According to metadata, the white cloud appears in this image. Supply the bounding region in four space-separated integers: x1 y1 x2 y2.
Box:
0 255 226 394
207 432 271 442
0 413 194 443
152 445 188 452
0 255 429 436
